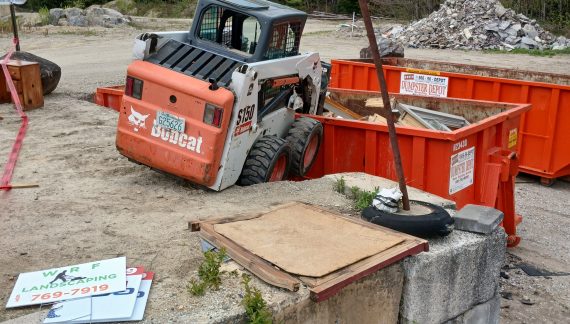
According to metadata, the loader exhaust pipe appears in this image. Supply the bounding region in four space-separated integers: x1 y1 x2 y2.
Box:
358 0 411 211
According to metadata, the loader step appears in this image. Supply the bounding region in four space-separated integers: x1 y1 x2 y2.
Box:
145 39 244 87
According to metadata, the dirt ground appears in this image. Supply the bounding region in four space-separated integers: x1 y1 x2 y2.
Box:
1 17 570 323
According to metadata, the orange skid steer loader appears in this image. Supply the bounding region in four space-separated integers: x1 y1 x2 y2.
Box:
116 0 329 190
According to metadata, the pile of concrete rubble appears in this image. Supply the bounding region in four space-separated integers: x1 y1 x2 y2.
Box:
386 0 569 50
49 6 131 28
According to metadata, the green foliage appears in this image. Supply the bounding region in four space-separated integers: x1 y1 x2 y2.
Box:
241 274 272 324
337 0 359 14
188 279 206 296
349 186 378 210
38 6 50 25
24 0 107 11
187 248 227 296
334 176 346 194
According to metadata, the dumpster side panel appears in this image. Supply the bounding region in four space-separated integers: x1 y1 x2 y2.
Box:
553 91 570 175
330 59 570 180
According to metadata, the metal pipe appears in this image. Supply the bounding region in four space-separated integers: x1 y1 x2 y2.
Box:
10 4 20 51
357 0 410 210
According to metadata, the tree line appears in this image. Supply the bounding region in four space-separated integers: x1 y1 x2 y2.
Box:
20 0 570 34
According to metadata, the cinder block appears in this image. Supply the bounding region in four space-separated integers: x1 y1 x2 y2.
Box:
445 293 500 324
399 228 506 324
454 204 504 234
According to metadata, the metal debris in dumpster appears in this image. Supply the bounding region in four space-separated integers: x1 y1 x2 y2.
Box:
304 90 531 247
329 58 570 185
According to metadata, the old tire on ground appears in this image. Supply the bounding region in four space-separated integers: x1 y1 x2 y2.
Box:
0 51 61 95
285 117 323 177
361 200 454 237
238 136 291 186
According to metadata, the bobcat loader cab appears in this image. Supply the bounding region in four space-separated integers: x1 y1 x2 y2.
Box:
116 0 327 190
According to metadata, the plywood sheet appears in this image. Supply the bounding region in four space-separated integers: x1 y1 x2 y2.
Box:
214 203 405 277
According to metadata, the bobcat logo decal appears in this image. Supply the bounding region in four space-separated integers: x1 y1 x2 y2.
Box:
128 106 150 132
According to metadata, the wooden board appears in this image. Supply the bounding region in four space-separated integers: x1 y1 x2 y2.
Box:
191 202 428 302
213 203 405 277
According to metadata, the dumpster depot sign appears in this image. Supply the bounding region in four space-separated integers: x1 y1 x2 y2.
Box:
6 257 127 308
400 72 449 98
449 147 475 195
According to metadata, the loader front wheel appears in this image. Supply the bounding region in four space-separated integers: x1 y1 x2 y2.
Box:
286 117 323 177
238 136 291 186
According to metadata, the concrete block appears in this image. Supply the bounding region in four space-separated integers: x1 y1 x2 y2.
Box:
454 204 504 234
327 172 456 209
445 293 500 324
274 264 404 324
399 228 507 324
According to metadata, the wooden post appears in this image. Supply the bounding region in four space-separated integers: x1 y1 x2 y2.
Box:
358 0 411 210
10 4 20 51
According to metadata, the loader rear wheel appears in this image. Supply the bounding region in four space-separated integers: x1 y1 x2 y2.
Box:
286 117 323 177
238 136 291 186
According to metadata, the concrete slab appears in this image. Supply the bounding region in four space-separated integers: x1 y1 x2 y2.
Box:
445 293 500 324
399 228 507 324
455 204 504 234
274 264 403 324
327 173 456 209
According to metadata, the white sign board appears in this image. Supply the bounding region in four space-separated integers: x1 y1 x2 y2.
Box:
449 147 475 195
400 72 449 98
126 272 154 321
6 257 127 308
44 275 143 323
0 1 27 5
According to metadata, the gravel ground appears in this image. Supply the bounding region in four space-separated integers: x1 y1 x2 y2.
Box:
0 17 569 323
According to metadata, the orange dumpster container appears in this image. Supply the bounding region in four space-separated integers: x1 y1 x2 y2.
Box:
329 58 570 185
305 90 531 247
94 85 125 112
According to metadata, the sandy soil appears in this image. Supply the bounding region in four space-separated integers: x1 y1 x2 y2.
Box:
0 17 569 323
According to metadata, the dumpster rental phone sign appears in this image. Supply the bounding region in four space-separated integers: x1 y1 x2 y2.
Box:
449 147 475 195
400 72 449 98
6 257 126 308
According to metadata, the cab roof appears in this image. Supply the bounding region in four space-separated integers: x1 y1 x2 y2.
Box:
206 0 307 21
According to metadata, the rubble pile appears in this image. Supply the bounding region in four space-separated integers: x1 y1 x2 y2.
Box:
49 6 131 27
387 0 570 50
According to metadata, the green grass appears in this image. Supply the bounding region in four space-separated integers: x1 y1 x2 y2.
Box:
57 29 99 36
350 186 378 210
38 7 50 26
334 176 346 194
188 248 227 296
241 274 272 324
484 47 570 57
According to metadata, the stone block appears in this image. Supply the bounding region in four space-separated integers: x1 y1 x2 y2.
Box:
399 228 506 324
274 264 404 324
445 293 500 324
454 204 504 234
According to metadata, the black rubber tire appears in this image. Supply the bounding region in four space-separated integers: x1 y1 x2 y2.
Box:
361 200 454 237
285 117 323 177
238 136 291 186
1 51 61 95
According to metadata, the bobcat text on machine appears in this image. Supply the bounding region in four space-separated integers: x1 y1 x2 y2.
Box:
116 0 329 191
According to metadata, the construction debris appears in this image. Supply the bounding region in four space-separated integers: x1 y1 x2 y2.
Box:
49 6 131 28
363 98 469 131
360 36 405 58
386 0 570 51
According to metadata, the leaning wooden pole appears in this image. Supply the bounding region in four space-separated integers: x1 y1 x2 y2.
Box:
358 0 410 210
10 4 20 51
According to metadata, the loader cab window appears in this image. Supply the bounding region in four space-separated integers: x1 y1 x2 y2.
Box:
197 5 261 56
265 22 301 60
